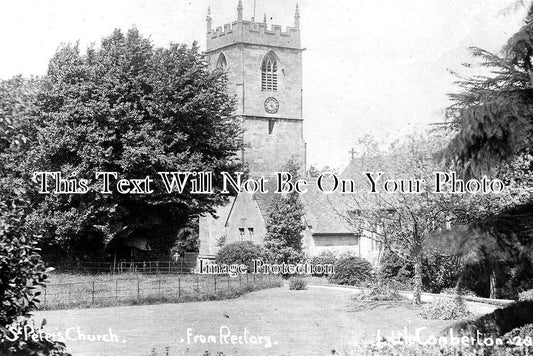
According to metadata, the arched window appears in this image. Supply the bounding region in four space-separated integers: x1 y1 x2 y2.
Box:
216 53 227 70
261 52 278 91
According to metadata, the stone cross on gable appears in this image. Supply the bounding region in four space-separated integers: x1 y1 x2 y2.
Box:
349 148 357 160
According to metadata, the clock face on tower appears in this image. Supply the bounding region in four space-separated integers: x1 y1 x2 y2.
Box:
264 97 279 114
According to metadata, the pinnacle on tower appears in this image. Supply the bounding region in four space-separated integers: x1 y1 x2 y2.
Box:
206 6 212 31
294 3 300 29
237 0 243 21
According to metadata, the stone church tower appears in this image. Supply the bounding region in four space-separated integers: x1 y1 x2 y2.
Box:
198 2 307 262
205 1 306 176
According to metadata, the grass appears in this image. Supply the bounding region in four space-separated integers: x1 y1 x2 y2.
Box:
38 272 282 310
34 284 471 356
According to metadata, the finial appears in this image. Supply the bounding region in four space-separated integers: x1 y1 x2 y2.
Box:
237 0 243 21
349 148 357 160
206 6 212 31
294 3 300 29
263 13 267 24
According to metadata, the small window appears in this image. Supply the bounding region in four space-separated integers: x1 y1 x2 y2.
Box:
247 228 254 240
238 228 245 241
216 53 227 70
268 119 275 135
261 51 278 91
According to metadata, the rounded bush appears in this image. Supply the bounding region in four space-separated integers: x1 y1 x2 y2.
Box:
420 298 472 320
327 256 373 286
309 251 337 276
215 241 265 270
440 287 478 297
504 323 533 340
289 276 308 290
519 289 533 301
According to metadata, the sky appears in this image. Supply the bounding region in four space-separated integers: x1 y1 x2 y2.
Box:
0 0 529 170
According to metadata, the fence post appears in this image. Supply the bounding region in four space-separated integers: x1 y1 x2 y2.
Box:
168 261 171 274
115 280 118 300
214 275 217 293
91 281 95 304
227 275 230 291
158 278 161 298
239 274 242 288
137 278 140 301
44 286 47 307
196 275 199 298
178 277 181 298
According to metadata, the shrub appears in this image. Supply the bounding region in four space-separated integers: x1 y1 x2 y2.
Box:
289 276 308 290
379 250 463 293
503 323 533 340
518 289 533 301
353 280 405 301
309 251 337 276
328 256 373 286
215 241 266 271
440 287 478 297
0 189 70 355
448 301 533 339
420 298 472 320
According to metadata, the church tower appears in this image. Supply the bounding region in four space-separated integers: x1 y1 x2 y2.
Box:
205 1 306 176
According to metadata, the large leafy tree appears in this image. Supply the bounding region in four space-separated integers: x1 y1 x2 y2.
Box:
439 2 533 297
443 2 533 173
10 28 242 260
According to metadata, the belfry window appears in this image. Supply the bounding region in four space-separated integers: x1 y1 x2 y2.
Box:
261 52 278 91
216 53 227 70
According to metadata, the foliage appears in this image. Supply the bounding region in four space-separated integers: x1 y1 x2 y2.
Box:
0 319 70 356
0 150 69 354
215 235 226 248
288 276 308 290
327 256 373 286
503 323 533 343
308 251 338 276
442 3 533 174
264 158 305 264
518 289 533 301
378 249 415 286
422 254 463 293
502 323 533 356
440 287 478 297
355 341 532 356
449 301 533 338
0 181 47 332
420 298 472 320
353 280 405 301
215 241 265 271
2 28 242 261
172 227 199 255
345 133 482 303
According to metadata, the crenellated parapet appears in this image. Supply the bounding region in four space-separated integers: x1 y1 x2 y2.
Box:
206 2 301 52
207 21 300 52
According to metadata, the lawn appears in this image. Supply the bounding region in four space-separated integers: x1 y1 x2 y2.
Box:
38 272 281 309
31 284 489 356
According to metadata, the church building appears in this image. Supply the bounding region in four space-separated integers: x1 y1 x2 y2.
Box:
198 1 381 266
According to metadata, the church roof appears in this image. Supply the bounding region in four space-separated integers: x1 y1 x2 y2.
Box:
251 177 356 236
300 185 354 235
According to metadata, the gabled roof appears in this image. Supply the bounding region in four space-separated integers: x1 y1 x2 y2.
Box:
300 183 354 235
